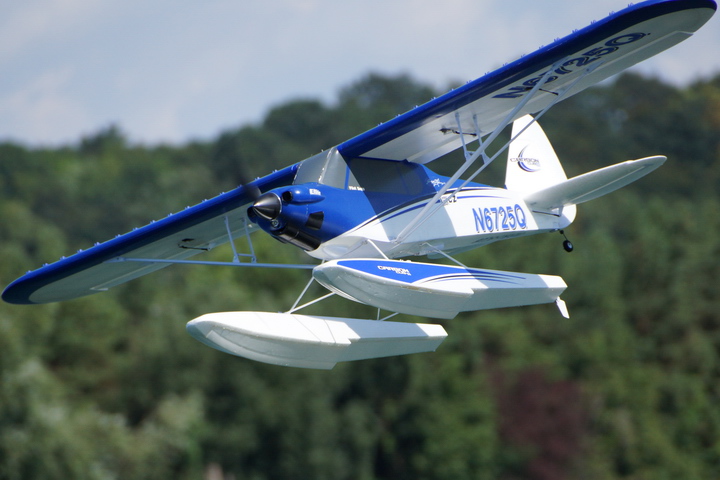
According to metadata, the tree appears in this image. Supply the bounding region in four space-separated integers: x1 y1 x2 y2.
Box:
2 71 720 479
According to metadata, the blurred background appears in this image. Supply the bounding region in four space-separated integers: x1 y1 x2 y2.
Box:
1 2 720 479
2 0 719 146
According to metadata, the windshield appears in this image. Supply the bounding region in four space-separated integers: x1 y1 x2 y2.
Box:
294 148 437 196
347 158 435 196
293 148 347 188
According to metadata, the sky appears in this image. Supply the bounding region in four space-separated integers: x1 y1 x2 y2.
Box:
1 0 718 147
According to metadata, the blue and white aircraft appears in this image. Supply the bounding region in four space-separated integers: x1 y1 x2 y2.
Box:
3 0 716 369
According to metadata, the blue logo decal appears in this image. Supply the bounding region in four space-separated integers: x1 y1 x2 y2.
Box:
510 146 541 172
377 265 411 276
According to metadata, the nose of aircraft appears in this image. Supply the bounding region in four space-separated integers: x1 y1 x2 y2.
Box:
252 193 282 220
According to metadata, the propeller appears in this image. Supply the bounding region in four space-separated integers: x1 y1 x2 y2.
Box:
234 169 269 220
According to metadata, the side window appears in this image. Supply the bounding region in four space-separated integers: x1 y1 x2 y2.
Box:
347 159 431 195
295 151 436 195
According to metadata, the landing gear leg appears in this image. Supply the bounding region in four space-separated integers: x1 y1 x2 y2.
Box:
560 230 574 253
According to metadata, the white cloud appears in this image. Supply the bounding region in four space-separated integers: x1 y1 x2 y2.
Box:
0 67 92 144
0 0 717 145
0 0 111 63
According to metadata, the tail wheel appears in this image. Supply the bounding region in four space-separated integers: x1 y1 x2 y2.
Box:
559 230 574 253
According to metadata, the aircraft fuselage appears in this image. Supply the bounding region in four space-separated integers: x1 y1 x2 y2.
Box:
250 182 574 261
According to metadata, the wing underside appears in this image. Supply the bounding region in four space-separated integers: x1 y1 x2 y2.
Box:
2 165 298 304
337 0 716 164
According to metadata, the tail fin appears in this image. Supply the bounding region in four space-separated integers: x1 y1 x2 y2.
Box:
505 115 567 193
506 115 666 221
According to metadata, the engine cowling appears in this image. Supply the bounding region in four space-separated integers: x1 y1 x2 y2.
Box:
249 185 325 251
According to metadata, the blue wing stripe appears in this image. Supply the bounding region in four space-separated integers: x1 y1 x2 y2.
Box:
337 0 716 161
2 165 298 304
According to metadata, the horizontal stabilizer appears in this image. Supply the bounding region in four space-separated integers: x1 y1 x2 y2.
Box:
187 312 447 369
523 156 666 212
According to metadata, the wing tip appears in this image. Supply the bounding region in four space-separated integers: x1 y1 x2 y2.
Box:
2 278 38 305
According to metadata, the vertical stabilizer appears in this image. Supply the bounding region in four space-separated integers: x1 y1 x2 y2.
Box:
506 115 567 194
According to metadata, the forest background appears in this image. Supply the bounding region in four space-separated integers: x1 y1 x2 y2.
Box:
1 71 720 480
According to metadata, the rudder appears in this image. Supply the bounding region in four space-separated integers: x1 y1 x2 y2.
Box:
505 115 567 194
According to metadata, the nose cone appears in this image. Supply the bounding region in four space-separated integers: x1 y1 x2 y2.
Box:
252 193 282 220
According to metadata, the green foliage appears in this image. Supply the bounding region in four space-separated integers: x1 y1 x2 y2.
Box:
2 71 720 478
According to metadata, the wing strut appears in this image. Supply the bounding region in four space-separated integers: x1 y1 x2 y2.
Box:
392 62 563 244
107 214 317 269
453 61 602 193
225 215 257 264
106 257 316 269
392 59 604 246
286 276 336 314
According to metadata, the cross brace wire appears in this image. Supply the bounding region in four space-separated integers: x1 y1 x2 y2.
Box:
392 59 603 245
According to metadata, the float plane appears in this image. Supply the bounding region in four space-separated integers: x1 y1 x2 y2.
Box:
3 0 716 368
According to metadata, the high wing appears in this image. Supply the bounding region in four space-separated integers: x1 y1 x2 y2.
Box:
338 0 716 164
2 166 299 304
3 0 715 305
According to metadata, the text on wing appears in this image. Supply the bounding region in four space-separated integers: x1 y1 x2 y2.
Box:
494 33 648 99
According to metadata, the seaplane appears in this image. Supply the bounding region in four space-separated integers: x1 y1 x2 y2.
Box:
3 0 716 369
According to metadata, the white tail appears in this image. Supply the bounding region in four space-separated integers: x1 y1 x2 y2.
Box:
506 115 666 219
505 114 567 193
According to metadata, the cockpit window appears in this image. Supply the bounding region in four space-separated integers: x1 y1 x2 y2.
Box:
294 149 436 196
347 158 434 196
